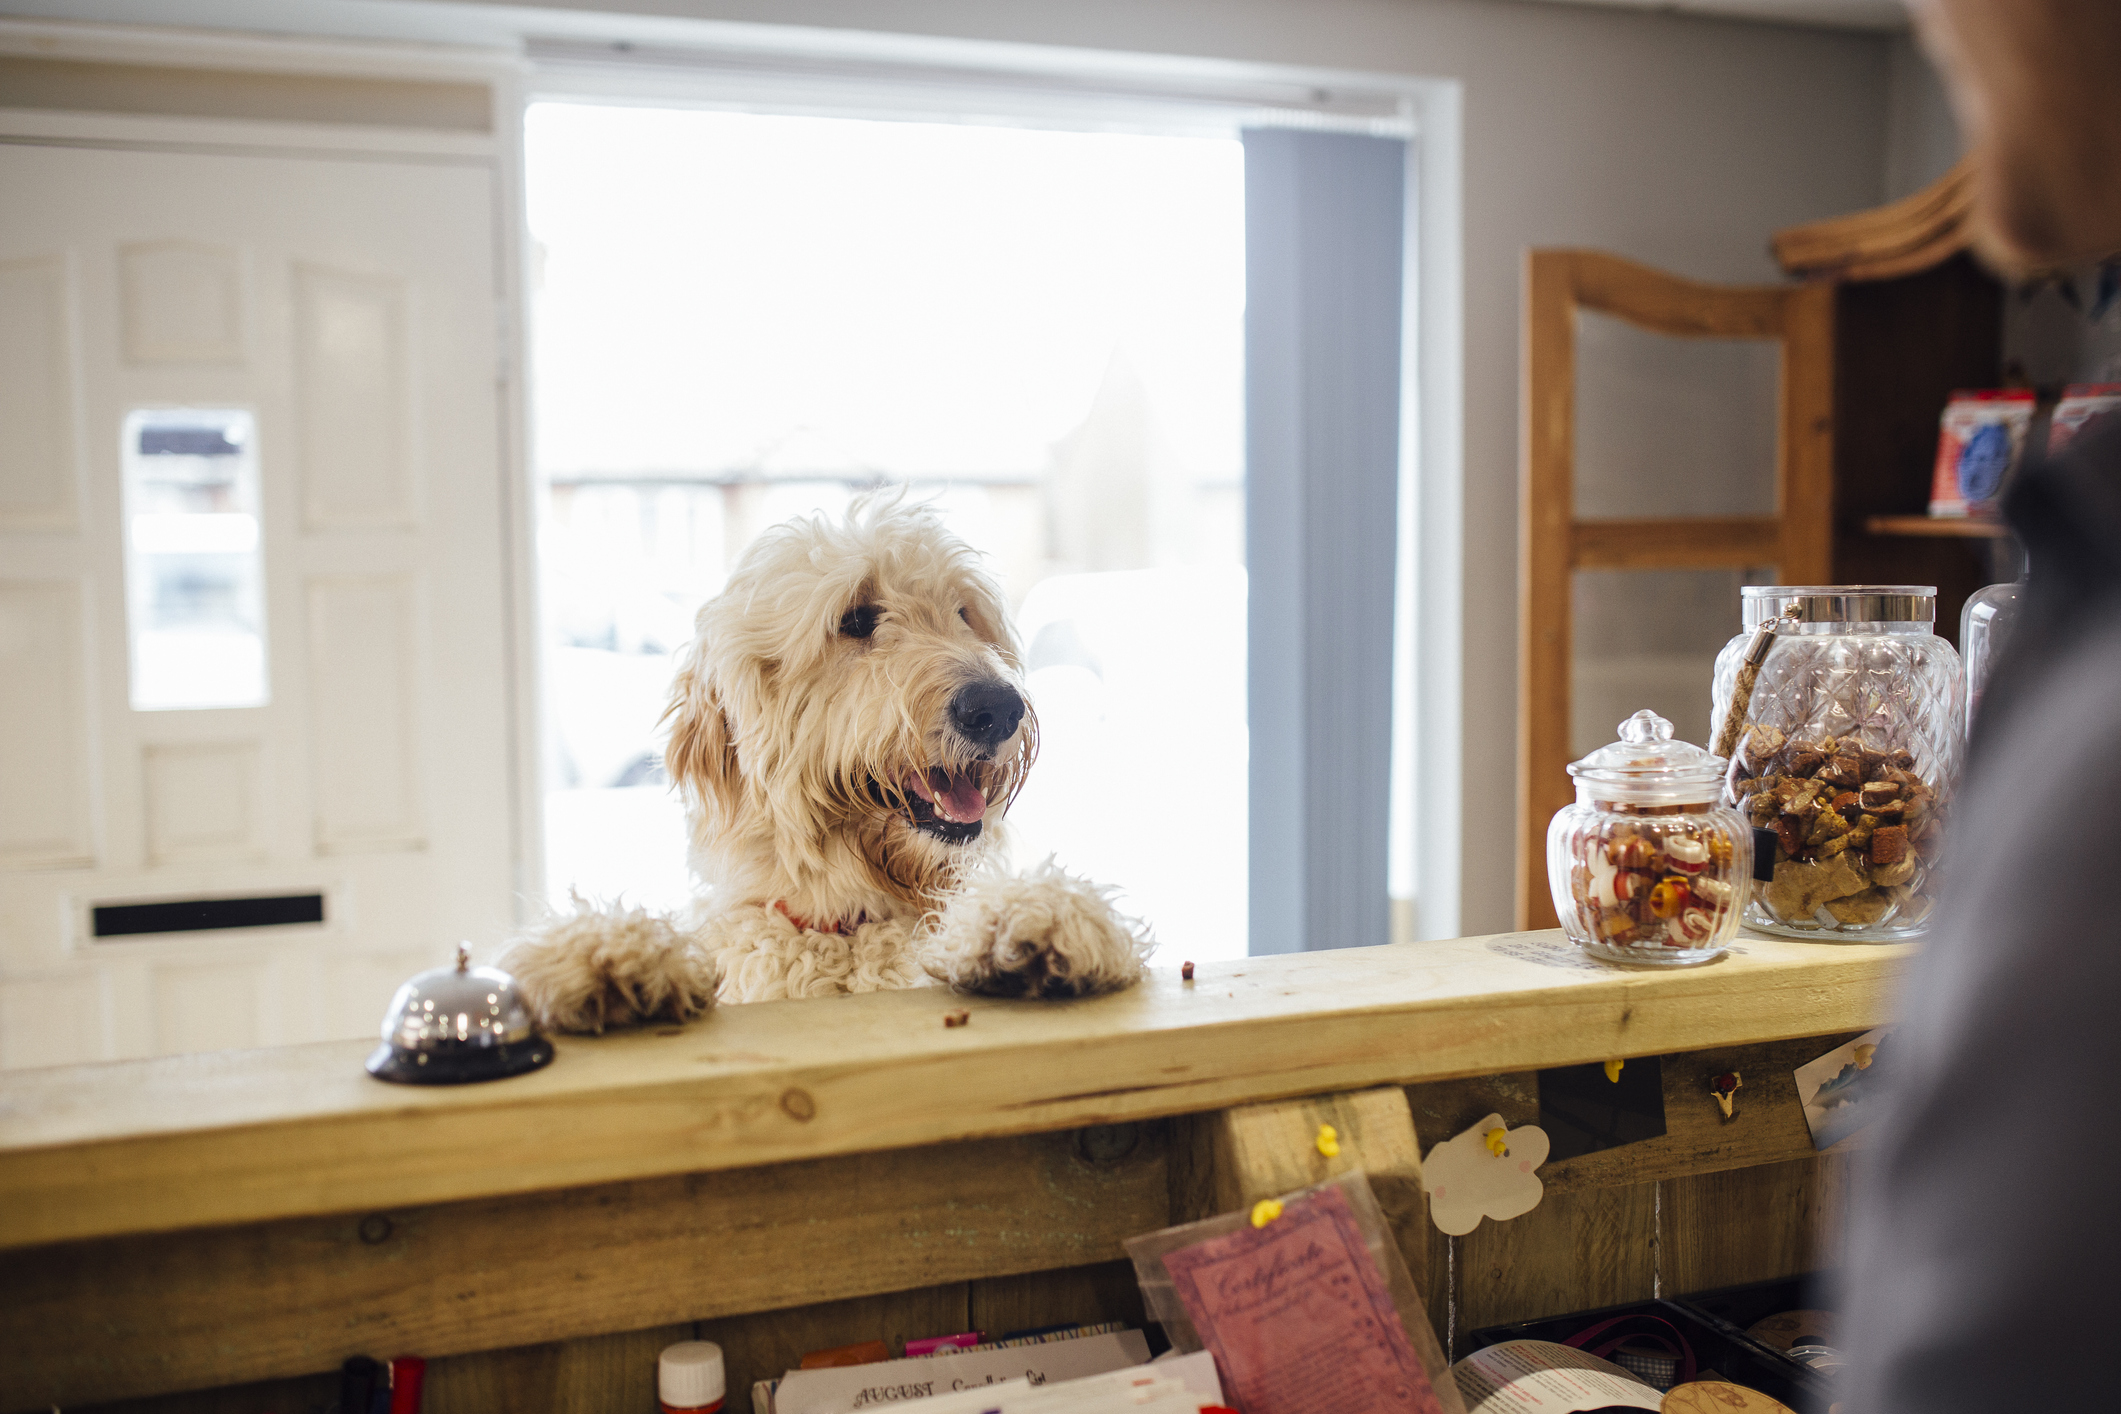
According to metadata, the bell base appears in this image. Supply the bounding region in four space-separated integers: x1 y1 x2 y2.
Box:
365 1037 555 1085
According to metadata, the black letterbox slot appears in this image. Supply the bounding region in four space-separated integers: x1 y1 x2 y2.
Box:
92 893 326 938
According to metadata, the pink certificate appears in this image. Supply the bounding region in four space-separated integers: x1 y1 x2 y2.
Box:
1162 1185 1447 1414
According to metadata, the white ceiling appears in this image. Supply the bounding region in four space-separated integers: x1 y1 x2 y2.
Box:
1522 0 1911 32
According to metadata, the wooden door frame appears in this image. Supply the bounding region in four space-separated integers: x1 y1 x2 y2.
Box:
1517 250 1834 929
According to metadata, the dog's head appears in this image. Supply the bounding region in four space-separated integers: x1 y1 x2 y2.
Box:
665 497 1034 910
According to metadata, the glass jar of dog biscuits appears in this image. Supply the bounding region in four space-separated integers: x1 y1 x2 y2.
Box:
1711 586 1962 941
1547 710 1752 967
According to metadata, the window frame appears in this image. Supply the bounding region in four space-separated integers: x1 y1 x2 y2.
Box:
520 33 1467 943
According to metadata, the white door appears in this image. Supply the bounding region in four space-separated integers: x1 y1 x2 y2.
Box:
0 139 519 1067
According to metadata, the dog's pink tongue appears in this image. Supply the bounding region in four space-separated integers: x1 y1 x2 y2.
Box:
907 768 987 824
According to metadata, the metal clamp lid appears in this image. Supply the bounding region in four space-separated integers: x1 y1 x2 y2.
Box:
1741 585 1936 627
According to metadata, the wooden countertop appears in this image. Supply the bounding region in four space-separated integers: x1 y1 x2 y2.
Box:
0 929 1909 1251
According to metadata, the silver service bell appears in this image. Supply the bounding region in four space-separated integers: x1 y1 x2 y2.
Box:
365 943 555 1085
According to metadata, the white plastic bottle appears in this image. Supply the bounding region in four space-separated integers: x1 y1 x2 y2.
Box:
659 1341 725 1414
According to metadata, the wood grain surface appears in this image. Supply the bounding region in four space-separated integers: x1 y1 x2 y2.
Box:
0 930 1906 1249
2 1126 1169 1409
1540 1031 1866 1194
1772 155 1976 282
1662 1155 1846 1296
1455 1179 1661 1333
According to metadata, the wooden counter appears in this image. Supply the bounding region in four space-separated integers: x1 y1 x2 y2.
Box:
0 930 1909 1412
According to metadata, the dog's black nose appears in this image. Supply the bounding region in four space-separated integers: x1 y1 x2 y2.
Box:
950 680 1025 751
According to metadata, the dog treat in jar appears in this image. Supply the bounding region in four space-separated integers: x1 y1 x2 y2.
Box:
1547 710 1752 967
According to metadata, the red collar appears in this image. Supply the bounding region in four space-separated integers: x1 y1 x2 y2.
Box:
772 900 868 936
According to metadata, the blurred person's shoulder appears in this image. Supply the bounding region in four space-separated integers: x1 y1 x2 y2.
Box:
1976 414 2121 751
1933 417 2121 972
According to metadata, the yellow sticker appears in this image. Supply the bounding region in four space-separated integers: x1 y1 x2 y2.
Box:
1605 1058 1625 1083
1250 1198 1284 1228
1484 1128 1509 1158
1315 1123 1340 1157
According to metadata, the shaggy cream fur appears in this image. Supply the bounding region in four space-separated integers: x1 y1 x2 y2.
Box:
505 498 1153 1031
506 896 719 1033
923 859 1152 997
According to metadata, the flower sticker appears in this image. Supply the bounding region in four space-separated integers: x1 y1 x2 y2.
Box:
1422 1111 1551 1236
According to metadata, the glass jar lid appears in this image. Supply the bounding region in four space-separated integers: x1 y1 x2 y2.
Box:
1568 709 1726 804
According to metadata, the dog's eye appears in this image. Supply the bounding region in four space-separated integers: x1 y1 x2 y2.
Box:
839 605 880 639
957 607 969 625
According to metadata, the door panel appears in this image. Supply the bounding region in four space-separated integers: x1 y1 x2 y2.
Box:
307 573 425 852
293 263 416 530
142 740 269 865
0 141 517 1068
0 577 95 869
0 252 80 530
118 239 247 366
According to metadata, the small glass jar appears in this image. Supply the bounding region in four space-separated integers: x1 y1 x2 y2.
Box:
1711 586 1961 941
1547 709 1752 967
1961 577 2023 735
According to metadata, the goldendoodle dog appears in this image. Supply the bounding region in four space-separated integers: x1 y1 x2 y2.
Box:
505 498 1154 1032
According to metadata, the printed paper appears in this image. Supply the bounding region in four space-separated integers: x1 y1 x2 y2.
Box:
771 1330 1149 1414
1162 1183 1449 1414
1794 1029 1890 1150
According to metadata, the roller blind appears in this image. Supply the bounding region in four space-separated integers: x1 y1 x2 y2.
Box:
1245 128 1407 954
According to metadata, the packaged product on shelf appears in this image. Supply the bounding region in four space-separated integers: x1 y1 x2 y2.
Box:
764 1325 1148 1414
1928 388 2035 518
1127 1171 1465 1414
2045 382 2121 454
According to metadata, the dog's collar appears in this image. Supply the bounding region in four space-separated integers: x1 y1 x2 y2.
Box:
771 899 869 936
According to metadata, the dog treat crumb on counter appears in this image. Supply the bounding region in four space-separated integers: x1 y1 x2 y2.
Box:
943 1009 970 1028
1181 961 1195 981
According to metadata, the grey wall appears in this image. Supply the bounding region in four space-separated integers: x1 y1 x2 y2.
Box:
1884 30 1963 201
12 0 1903 937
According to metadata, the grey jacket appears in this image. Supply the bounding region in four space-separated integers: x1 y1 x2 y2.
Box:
1842 417 2121 1412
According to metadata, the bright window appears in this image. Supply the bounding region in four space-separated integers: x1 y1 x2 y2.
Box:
526 102 1249 961
120 408 268 712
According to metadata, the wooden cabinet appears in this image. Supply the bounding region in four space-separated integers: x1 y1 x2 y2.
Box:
1776 165 2013 642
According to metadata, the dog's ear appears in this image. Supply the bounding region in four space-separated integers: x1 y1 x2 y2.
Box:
665 658 741 825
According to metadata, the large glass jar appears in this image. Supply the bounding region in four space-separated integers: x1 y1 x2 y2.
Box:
1547 710 1752 967
1711 586 1962 941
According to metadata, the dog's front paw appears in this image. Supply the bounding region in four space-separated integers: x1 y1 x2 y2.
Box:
924 859 1153 998
500 896 718 1033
